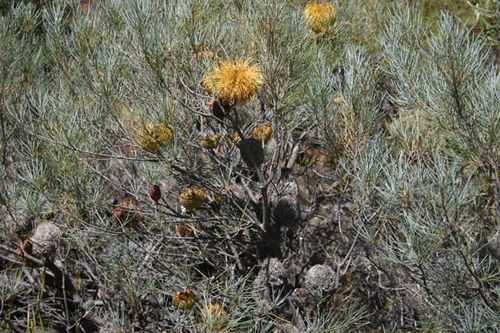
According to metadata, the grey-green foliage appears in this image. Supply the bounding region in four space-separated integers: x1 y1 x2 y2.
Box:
351 7 500 331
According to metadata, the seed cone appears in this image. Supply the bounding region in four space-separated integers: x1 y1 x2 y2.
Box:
237 138 264 167
254 258 287 287
304 264 335 297
30 222 61 259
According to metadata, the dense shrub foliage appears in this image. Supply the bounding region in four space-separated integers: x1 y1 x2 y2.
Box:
0 0 498 332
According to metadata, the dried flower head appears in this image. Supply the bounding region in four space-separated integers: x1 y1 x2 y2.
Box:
200 134 220 150
180 188 207 212
252 123 273 143
112 196 141 227
193 45 215 59
203 59 263 105
175 221 203 237
304 1 336 33
137 122 173 153
30 222 61 258
172 290 196 310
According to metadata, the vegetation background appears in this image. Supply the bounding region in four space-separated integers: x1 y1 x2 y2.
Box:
0 0 498 332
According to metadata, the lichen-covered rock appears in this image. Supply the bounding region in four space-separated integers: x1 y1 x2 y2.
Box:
303 264 335 297
30 222 61 258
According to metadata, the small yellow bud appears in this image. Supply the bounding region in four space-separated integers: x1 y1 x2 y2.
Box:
172 290 196 310
180 188 207 212
200 134 220 150
137 122 173 153
251 123 273 144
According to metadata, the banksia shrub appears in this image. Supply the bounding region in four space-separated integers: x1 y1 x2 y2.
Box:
179 188 207 212
29 222 61 259
1 1 498 332
203 59 263 105
303 1 336 33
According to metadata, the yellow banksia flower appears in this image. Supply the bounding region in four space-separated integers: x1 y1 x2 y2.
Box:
137 122 173 153
304 1 336 33
200 134 220 149
172 290 196 310
180 188 207 212
252 123 273 143
201 301 227 328
203 59 263 105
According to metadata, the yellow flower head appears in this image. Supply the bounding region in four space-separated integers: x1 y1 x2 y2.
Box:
199 134 220 150
180 187 207 212
201 301 227 328
252 123 273 143
304 1 336 33
203 60 263 105
172 290 196 310
137 122 174 153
